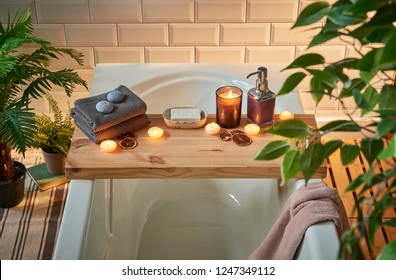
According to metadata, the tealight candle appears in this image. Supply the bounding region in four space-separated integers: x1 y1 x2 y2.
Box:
279 110 295 121
205 122 221 135
148 127 164 139
244 123 260 136
100 140 117 153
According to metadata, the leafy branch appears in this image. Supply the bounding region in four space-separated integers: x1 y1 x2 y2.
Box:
0 9 88 181
256 0 396 259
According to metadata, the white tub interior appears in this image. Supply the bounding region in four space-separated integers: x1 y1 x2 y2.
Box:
53 64 339 260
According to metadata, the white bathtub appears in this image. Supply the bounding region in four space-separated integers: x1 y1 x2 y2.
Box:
53 64 339 260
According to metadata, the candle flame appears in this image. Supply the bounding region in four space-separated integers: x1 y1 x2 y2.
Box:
228 90 233 98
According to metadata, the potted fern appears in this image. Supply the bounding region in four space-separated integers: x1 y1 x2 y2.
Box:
0 10 87 207
255 0 396 259
34 93 75 174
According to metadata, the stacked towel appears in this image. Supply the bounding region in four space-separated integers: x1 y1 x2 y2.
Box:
71 85 150 143
247 181 349 260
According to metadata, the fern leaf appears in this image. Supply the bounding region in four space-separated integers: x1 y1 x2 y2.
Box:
0 103 36 155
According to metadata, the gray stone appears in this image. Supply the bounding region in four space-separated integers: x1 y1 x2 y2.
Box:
107 90 125 103
96 100 114 114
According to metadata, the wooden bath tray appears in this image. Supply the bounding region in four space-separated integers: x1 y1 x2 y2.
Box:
66 114 327 179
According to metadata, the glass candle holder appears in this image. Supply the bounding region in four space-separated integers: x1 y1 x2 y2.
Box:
216 86 243 128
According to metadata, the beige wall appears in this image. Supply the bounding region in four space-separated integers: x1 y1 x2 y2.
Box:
1 0 352 118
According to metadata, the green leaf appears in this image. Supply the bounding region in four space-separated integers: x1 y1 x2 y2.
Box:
325 66 349 84
378 240 396 260
331 58 359 69
281 149 301 185
345 174 364 192
284 53 325 70
353 48 377 72
349 24 394 45
376 120 396 139
323 140 343 156
309 31 339 48
364 25 394 44
378 135 396 160
348 0 388 14
277 72 306 96
360 165 376 187
319 120 361 132
340 144 361 165
339 78 366 98
327 4 367 27
368 206 383 248
309 77 325 104
306 69 337 88
293 2 330 28
267 119 311 138
322 17 343 32
255 140 290 161
353 89 370 111
366 3 396 26
301 142 325 182
378 85 396 110
361 86 378 115
375 109 396 117
383 218 396 227
376 31 396 70
0 104 36 155
360 138 384 165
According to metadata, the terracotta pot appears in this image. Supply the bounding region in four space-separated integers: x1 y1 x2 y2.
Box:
42 150 67 175
0 161 26 208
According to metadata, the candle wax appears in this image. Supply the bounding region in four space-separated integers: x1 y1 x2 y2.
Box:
205 122 221 135
244 124 260 136
148 127 164 139
279 111 295 121
100 140 117 153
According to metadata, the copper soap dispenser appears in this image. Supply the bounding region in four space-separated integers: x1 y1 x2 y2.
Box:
246 66 276 127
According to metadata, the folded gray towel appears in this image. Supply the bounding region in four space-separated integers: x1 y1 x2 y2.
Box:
74 113 151 143
71 85 147 132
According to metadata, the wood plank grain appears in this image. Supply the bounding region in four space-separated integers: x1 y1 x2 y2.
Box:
323 139 356 217
66 114 327 179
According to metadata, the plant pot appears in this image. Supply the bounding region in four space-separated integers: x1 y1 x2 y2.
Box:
42 150 67 175
0 161 26 208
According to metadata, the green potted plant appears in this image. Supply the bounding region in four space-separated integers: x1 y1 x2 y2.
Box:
34 93 75 174
256 0 396 259
0 9 87 207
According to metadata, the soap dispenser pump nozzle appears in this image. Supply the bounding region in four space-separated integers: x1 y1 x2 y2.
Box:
246 66 269 100
246 66 267 81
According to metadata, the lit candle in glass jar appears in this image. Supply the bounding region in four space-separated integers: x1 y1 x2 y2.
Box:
148 127 164 139
279 110 295 121
100 140 117 153
205 122 221 135
244 123 260 136
216 86 243 128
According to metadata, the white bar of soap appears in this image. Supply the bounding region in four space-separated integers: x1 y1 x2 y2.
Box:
170 108 201 122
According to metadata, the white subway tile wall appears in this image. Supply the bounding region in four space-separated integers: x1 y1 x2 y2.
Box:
246 0 298 22
94 47 145 63
143 0 194 22
170 23 219 46
117 24 168 46
146 47 195 63
220 23 270 46
0 0 355 115
89 0 142 23
65 24 117 47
